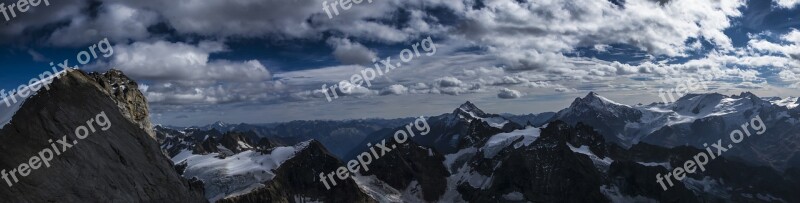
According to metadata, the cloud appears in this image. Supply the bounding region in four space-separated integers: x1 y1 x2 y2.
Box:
435 76 463 87
748 29 800 60
327 37 378 65
497 88 522 99
775 0 800 9
0 0 88 43
555 87 579 93
428 76 482 95
455 0 745 70
102 40 270 82
87 40 278 105
380 84 409 95
27 49 48 62
47 3 159 46
3 0 799 124
109 0 449 42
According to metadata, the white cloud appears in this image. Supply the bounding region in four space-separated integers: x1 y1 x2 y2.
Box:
327 37 378 65
380 84 409 95
105 40 270 82
456 0 745 70
88 40 276 105
48 3 159 46
497 88 522 99
775 0 800 9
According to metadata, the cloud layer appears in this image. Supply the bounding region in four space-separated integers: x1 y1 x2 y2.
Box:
2 0 799 124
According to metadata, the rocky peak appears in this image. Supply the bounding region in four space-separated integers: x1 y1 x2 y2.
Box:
573 91 626 108
87 69 155 139
456 101 487 117
217 140 374 203
0 68 205 202
219 132 255 153
734 92 770 105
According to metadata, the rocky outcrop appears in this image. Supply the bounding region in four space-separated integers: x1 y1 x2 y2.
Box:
459 121 608 202
361 139 450 201
218 140 375 203
89 69 156 139
0 69 206 202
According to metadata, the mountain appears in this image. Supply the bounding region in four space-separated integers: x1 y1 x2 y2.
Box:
503 112 556 127
149 92 800 202
339 100 800 202
414 101 523 154
181 118 418 159
216 140 374 203
8 69 798 202
0 69 205 202
552 92 646 146
554 92 800 170
160 125 374 202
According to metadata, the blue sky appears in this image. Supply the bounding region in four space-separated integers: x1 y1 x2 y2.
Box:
0 0 799 126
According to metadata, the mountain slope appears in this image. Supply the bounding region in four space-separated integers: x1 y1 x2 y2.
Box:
0 69 205 202
344 101 800 202
554 92 800 170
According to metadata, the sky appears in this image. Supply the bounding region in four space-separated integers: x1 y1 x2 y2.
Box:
0 0 798 126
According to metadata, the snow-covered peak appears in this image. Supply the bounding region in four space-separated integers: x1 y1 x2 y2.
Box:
581 92 630 108
448 101 513 129
174 140 313 202
457 101 486 116
559 92 639 120
211 121 229 127
670 93 725 115
768 96 799 109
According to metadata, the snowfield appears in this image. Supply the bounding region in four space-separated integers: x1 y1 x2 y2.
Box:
174 141 311 202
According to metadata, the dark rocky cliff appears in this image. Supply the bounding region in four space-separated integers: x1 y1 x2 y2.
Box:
0 69 206 202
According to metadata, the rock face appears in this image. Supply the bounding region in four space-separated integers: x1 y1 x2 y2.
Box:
555 92 800 170
361 139 449 202
457 121 608 202
0 69 206 202
88 69 155 139
340 102 800 202
216 140 375 203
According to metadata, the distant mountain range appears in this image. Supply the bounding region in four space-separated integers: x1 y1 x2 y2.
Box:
3 69 800 202
158 91 800 202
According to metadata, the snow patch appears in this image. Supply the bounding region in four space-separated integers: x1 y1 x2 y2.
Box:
176 141 310 202
637 162 672 170
353 174 405 203
770 96 799 109
682 176 730 198
569 144 613 171
478 116 509 128
444 147 477 172
483 127 541 158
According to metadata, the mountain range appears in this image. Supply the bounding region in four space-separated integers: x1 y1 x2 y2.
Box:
159 90 800 202
2 69 800 202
